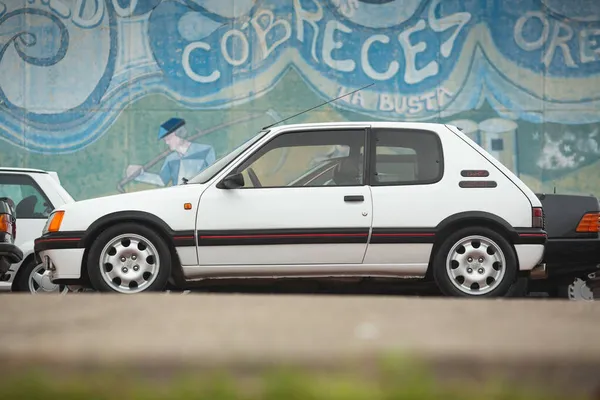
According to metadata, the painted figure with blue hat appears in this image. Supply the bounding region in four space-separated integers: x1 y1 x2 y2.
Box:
125 117 216 187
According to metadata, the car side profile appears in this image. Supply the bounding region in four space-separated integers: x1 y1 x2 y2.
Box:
34 122 547 297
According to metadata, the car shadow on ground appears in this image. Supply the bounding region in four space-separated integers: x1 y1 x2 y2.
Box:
164 278 553 298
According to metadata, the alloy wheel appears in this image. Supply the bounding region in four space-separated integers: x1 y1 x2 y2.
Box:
446 235 506 296
567 273 596 301
28 264 68 294
99 233 160 294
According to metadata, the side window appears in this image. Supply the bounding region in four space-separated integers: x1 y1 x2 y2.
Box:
0 174 54 219
371 128 443 185
235 129 366 188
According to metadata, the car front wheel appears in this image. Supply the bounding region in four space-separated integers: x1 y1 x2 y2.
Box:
87 223 172 294
432 227 518 297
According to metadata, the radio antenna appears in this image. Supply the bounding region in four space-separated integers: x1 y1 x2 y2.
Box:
262 82 374 130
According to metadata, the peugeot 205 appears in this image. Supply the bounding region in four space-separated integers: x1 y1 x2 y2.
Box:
34 121 547 297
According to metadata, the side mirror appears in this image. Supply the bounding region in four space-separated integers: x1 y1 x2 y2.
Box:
218 172 244 189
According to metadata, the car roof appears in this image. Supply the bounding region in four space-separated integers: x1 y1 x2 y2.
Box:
0 167 48 174
268 121 450 132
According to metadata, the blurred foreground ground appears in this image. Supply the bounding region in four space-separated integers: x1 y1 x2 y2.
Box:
0 293 598 398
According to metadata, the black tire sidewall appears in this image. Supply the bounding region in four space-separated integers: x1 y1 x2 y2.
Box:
87 223 172 293
433 227 518 298
14 258 38 292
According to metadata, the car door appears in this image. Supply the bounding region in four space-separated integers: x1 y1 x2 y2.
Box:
363 126 445 276
0 173 55 249
195 127 373 267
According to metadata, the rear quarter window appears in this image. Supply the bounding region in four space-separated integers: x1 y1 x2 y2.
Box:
370 128 444 185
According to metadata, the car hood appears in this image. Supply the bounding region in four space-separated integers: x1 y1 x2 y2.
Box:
56 184 207 232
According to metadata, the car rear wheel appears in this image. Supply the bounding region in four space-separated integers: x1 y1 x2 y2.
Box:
433 227 518 297
87 223 172 294
558 273 595 301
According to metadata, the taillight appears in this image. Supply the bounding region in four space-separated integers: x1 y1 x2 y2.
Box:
0 215 14 240
576 212 600 233
532 207 544 229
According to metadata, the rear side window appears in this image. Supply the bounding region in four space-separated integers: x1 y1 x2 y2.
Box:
370 128 443 185
0 174 54 219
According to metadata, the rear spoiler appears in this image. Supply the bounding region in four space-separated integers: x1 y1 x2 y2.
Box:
47 171 61 185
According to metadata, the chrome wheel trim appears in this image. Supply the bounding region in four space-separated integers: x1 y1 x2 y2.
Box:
446 235 507 296
28 264 68 294
99 233 160 294
567 273 595 301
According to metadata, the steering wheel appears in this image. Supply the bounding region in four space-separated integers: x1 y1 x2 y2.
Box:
247 167 262 187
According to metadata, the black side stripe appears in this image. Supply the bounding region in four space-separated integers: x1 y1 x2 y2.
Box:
196 228 370 246
173 230 196 247
370 228 436 244
34 231 85 252
34 227 546 251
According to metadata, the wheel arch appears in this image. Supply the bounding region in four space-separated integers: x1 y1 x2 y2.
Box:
11 252 35 291
425 212 520 279
80 211 186 287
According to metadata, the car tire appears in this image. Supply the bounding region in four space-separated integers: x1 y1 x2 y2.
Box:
432 227 518 298
13 259 68 294
87 223 172 294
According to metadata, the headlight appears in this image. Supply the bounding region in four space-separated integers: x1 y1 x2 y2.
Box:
43 211 65 234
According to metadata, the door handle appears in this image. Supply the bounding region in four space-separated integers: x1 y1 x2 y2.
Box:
344 195 364 202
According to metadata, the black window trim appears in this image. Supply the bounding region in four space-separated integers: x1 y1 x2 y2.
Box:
222 127 370 189
0 173 55 219
367 127 445 187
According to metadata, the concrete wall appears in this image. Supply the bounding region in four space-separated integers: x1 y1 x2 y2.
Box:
1 0 600 200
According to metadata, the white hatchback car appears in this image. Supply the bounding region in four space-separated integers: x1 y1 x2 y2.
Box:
0 168 75 293
35 122 547 297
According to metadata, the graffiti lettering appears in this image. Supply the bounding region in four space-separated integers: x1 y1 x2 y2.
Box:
337 86 367 108
428 0 471 58
361 35 399 81
323 20 355 72
514 12 550 51
221 29 250 66
514 12 600 68
73 0 104 28
378 88 454 115
2 0 600 159
183 42 220 83
580 29 600 63
182 1 471 85
251 9 292 60
293 0 322 63
398 20 438 84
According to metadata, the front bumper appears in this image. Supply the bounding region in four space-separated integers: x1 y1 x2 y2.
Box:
542 238 600 278
34 232 85 281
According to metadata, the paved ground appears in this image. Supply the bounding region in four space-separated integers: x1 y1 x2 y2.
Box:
0 293 599 395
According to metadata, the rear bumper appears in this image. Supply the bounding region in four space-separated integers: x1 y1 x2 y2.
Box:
0 243 23 265
542 238 600 278
514 244 545 271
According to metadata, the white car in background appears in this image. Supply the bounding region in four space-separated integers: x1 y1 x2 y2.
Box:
0 168 75 294
36 122 548 297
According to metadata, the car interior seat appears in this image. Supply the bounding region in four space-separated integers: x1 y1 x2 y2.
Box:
15 195 37 218
332 157 360 185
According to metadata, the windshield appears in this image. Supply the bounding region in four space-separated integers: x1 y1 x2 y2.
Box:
188 129 270 184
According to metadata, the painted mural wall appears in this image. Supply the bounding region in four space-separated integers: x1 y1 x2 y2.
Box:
1 0 600 200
